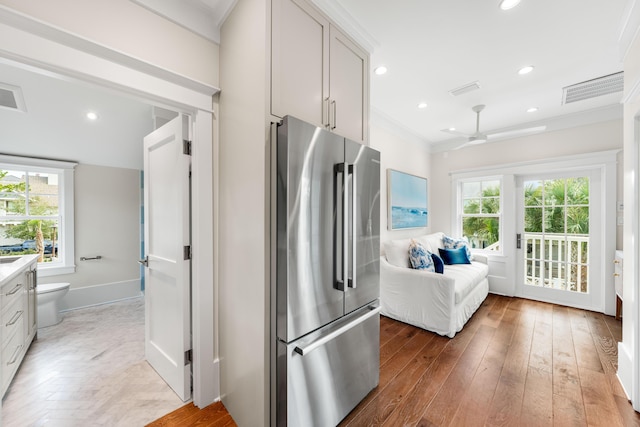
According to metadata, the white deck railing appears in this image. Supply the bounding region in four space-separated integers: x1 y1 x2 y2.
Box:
524 233 589 293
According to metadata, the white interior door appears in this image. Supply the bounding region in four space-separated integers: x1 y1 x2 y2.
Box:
143 114 192 401
515 170 602 312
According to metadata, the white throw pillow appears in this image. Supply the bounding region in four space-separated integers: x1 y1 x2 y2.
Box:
418 232 445 253
383 237 413 268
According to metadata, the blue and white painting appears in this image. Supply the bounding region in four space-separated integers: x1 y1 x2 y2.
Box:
388 169 428 229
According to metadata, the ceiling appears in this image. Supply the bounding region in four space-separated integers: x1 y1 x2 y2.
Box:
0 60 154 170
312 0 628 151
0 0 630 169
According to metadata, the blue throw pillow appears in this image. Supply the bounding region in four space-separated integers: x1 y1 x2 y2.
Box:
431 252 444 274
438 247 471 265
443 235 473 261
408 240 435 272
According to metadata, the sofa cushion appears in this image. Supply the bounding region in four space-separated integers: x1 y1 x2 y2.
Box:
431 252 444 274
445 262 489 304
408 240 435 272
443 235 473 261
438 247 471 265
383 237 413 268
417 232 444 253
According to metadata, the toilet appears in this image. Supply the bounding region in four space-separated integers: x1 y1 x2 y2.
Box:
37 282 70 328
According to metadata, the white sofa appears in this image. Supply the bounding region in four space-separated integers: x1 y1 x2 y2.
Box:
380 232 489 338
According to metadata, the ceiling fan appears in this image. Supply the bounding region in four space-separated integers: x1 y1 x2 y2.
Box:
442 104 546 149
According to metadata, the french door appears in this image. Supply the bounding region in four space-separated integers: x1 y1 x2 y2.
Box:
515 170 602 311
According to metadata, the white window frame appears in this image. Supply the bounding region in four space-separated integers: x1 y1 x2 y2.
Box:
0 155 76 276
456 176 504 255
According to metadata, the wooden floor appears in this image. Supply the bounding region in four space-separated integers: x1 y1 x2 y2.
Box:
149 294 640 426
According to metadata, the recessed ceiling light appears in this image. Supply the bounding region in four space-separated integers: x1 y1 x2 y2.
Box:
499 0 521 10
86 111 98 121
417 102 428 109
527 107 538 113
448 127 456 131
374 66 388 75
518 65 534 75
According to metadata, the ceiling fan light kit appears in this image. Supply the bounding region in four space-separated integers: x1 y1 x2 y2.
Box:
499 0 522 10
518 65 534 75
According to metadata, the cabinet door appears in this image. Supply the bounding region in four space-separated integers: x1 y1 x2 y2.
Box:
329 26 369 143
271 0 329 127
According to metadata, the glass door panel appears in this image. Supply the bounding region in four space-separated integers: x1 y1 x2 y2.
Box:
516 172 600 311
522 177 590 294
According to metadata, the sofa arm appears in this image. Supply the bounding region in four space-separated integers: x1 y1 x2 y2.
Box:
472 253 488 264
380 256 457 336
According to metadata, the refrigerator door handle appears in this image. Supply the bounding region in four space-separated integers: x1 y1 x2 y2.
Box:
294 306 381 356
348 164 356 288
335 163 347 291
342 161 349 292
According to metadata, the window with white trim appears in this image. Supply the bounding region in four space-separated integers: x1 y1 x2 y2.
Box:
0 155 76 276
460 178 502 251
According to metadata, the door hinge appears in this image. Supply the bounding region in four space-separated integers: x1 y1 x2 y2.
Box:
183 139 192 156
184 349 192 365
184 245 191 260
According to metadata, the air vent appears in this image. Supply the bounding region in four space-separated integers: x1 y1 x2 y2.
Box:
562 72 623 104
0 83 26 112
449 81 481 97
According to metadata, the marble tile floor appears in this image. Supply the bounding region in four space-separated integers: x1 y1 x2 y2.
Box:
2 297 187 426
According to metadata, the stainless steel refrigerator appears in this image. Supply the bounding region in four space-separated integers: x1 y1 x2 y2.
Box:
271 115 381 426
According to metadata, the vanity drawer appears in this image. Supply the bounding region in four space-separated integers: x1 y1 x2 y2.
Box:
1 276 25 312
1 300 24 350
2 321 24 394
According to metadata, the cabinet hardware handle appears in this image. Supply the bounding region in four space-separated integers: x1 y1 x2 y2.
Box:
614 273 620 277
324 97 331 128
6 310 23 327
331 100 337 130
5 283 22 296
7 344 23 366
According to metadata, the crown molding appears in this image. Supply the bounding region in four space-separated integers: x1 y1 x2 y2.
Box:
371 107 431 150
309 0 379 53
619 0 640 61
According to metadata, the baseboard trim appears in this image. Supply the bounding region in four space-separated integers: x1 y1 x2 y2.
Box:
60 279 142 312
617 341 633 400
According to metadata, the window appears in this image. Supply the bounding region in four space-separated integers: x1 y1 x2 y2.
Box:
460 178 501 251
0 155 76 276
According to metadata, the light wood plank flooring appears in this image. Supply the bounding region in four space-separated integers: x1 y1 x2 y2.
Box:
151 294 640 426
2 297 186 426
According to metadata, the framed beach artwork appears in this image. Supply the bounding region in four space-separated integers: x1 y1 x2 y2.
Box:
387 169 428 230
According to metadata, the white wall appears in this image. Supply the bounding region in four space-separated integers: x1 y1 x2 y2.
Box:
430 120 623 235
369 122 431 245
218 0 269 425
0 0 220 87
39 164 142 303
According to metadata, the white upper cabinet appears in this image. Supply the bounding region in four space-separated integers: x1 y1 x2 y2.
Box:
271 0 369 143
328 26 368 143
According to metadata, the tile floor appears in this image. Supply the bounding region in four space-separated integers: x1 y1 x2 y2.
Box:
2 297 186 426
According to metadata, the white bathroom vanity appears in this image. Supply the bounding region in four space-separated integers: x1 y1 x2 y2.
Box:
0 254 38 397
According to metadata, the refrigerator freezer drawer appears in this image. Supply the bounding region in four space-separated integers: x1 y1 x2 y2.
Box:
276 305 380 426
